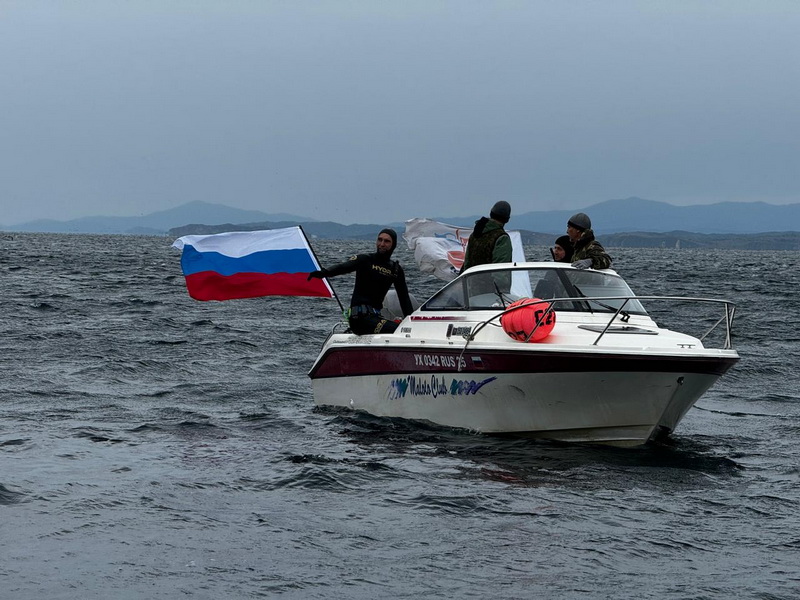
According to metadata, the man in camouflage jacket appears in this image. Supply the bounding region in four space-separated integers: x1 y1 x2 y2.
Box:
566 212 612 270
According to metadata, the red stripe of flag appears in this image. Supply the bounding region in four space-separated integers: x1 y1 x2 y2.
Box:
185 271 332 301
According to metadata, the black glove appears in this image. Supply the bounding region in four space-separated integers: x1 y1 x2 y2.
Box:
307 269 325 281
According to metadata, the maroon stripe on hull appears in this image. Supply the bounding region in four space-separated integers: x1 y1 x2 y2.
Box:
309 346 738 379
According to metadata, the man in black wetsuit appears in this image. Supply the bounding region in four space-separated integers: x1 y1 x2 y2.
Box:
307 228 414 335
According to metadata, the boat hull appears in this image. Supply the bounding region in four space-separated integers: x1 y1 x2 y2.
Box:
310 344 738 447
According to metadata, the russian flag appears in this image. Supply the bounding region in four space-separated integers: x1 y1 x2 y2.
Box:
172 227 334 301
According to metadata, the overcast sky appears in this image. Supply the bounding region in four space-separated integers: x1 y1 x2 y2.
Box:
2 1 799 226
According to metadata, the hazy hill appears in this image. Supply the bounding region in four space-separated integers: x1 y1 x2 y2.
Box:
5 198 800 245
437 197 800 235
5 201 312 235
170 220 386 241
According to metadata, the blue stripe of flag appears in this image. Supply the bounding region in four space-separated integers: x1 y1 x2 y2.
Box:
180 245 318 277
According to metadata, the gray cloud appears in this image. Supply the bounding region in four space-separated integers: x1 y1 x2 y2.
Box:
2 1 799 225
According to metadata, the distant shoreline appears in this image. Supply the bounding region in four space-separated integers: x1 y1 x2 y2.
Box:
167 222 800 251
6 198 800 246
3 223 799 250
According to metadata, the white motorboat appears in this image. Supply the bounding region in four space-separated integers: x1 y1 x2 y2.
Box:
309 262 739 447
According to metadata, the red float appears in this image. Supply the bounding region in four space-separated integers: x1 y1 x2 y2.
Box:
500 297 556 342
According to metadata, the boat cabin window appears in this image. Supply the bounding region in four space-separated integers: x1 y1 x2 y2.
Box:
423 278 467 310
421 267 647 315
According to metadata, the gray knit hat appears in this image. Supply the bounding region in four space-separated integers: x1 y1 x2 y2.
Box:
490 201 511 224
567 212 591 231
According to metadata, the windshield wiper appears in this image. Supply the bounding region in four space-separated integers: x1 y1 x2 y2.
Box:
493 281 508 308
572 285 631 322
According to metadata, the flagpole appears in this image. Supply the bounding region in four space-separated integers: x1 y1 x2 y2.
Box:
298 225 346 313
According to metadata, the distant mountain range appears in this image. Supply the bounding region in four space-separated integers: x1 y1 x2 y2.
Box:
3 198 800 249
2 201 313 235
489 197 800 236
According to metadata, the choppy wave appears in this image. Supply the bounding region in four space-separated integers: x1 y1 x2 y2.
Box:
1 234 799 598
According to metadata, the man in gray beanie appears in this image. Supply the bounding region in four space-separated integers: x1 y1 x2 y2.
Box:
459 201 513 274
566 212 612 270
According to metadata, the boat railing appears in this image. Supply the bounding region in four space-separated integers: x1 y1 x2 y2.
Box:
575 295 736 348
461 295 736 366
319 319 350 348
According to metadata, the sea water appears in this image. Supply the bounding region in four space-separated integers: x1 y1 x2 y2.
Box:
1 233 799 599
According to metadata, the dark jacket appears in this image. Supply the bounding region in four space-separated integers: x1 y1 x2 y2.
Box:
459 218 512 274
572 229 612 269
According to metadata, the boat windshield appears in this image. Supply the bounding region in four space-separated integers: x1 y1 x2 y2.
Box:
422 267 648 315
